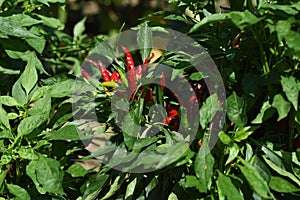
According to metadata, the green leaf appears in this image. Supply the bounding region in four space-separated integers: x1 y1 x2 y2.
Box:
0 105 11 130
17 114 47 137
189 72 205 81
184 175 201 188
125 177 137 199
0 66 20 74
219 131 232 145
226 92 247 128
230 10 261 30
0 170 7 193
251 155 271 183
225 143 239 165
6 184 30 200
269 176 300 193
194 142 215 193
26 155 64 195
189 11 261 33
189 13 229 33
20 55 38 94
281 76 299 110
263 157 300 186
26 27 46 54
0 129 13 139
66 163 88 177
0 96 19 106
82 174 109 200
238 157 272 199
156 142 189 169
137 21 152 62
216 171 243 200
49 79 96 98
101 175 123 200
6 14 41 27
199 93 222 128
0 17 38 38
285 31 300 52
251 100 275 124
168 192 178 200
18 146 38 160
35 14 64 30
28 95 51 116
47 125 81 141
73 17 87 41
272 94 291 121
12 78 27 104
233 126 254 142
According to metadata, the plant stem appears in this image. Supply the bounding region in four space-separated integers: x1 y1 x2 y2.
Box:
288 108 296 151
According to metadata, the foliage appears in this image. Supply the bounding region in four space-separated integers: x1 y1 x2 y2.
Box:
1 0 300 199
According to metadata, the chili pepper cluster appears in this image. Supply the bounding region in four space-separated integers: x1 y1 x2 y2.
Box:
83 46 179 129
82 46 210 132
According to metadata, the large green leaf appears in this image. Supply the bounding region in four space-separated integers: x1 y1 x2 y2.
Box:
251 100 275 124
0 17 38 38
216 171 243 200
6 184 30 200
281 76 299 110
20 55 38 95
199 93 222 129
269 176 300 193
73 17 87 41
137 22 152 62
156 142 190 169
6 14 41 27
17 114 47 137
12 78 27 104
49 79 96 98
226 92 247 128
28 95 51 116
238 157 273 199
230 10 261 30
82 174 109 200
250 155 271 183
272 93 291 121
194 142 215 193
26 155 64 195
0 96 19 107
47 125 82 141
35 14 64 30
263 157 300 186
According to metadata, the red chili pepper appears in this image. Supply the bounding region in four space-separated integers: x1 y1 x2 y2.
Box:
142 53 154 76
111 70 120 82
86 58 119 83
7 167 11 173
121 46 136 92
160 72 165 90
81 68 90 79
121 46 135 71
98 60 111 82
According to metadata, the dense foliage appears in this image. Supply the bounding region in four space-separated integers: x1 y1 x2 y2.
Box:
1 0 300 199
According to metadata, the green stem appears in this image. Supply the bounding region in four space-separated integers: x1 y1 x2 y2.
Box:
288 108 296 151
250 26 270 74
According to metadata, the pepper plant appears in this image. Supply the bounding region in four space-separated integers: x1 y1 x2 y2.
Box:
1 0 300 199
